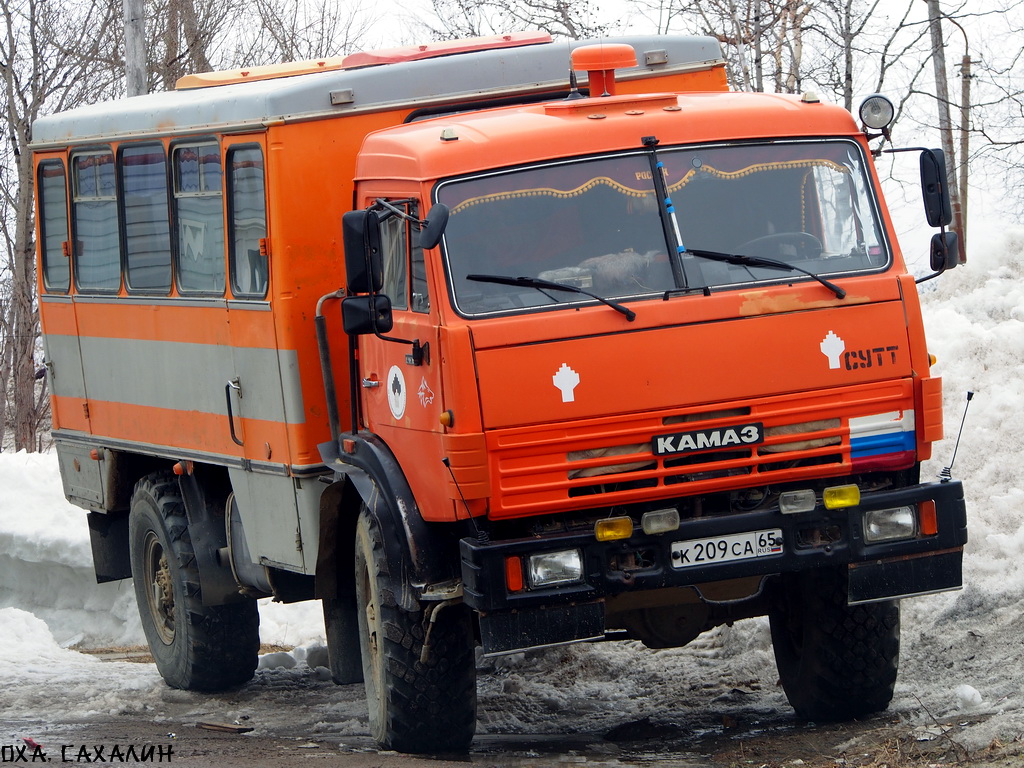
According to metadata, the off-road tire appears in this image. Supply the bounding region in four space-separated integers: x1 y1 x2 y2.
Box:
129 471 259 691
355 507 477 753
769 566 899 721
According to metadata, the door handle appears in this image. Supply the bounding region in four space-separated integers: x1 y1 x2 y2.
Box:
225 378 244 446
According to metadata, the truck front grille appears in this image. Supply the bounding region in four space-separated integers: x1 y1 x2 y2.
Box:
486 381 912 519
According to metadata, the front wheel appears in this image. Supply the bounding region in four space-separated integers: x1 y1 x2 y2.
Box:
769 566 899 721
129 471 259 691
355 507 477 753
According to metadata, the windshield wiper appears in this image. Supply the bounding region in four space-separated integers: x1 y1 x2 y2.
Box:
466 274 637 321
685 249 846 299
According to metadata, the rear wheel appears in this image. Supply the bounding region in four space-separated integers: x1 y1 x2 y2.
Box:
129 471 259 691
769 566 899 721
355 506 477 753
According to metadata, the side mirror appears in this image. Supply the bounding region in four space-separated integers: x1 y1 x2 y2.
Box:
417 203 450 250
930 231 959 272
342 294 393 336
920 149 952 228
342 209 383 293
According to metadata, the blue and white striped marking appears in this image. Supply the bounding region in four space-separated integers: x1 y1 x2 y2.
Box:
850 410 915 459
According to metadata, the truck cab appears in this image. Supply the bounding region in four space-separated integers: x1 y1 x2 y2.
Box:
332 47 965 751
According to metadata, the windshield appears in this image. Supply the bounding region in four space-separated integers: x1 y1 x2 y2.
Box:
437 140 888 317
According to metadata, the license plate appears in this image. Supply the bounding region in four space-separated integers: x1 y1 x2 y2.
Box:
670 528 783 569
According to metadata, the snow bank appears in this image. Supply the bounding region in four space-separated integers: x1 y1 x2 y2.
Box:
919 229 1024 593
0 450 325 648
0 607 164 720
0 452 142 646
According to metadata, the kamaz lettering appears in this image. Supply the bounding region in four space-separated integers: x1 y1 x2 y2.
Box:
653 423 764 456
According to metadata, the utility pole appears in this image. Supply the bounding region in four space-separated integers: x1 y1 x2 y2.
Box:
124 0 147 97
753 0 763 92
924 0 967 263
958 52 971 263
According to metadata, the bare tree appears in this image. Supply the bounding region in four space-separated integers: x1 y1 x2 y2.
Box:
1 0 120 452
629 0 702 35
0 0 388 452
232 0 374 64
422 0 608 41
145 0 242 90
678 1 817 93
940 2 1024 212
423 0 498 39
0 223 12 449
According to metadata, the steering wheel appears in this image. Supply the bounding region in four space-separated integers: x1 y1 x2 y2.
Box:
738 232 823 260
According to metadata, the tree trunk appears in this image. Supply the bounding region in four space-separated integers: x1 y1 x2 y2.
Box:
11 127 40 452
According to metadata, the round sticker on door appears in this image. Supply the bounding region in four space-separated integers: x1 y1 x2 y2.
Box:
387 365 407 420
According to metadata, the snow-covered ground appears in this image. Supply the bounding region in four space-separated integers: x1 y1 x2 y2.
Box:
2 229 1024 751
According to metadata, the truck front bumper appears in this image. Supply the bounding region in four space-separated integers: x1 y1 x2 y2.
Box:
460 479 966 653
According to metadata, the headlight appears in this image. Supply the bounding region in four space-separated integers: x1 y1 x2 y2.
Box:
642 508 680 535
595 516 633 541
864 506 917 543
527 549 584 588
859 94 895 131
779 489 816 515
824 484 861 509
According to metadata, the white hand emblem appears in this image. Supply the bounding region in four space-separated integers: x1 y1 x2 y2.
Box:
553 363 581 403
820 331 845 370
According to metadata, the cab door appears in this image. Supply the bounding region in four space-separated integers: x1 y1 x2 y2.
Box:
355 200 448 518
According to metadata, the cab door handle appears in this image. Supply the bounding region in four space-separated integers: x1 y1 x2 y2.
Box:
225 378 244 446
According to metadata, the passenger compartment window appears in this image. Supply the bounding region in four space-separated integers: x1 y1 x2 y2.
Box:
174 142 225 294
72 150 121 292
121 144 172 293
38 160 70 293
228 146 268 298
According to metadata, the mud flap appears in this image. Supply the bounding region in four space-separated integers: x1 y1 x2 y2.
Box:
479 601 605 655
847 548 963 605
87 511 131 583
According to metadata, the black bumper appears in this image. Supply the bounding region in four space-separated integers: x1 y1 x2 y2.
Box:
461 479 966 619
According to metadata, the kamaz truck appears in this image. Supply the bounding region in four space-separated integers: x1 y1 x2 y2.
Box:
31 32 966 753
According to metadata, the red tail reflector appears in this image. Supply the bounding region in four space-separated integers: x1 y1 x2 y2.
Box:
505 556 524 592
919 500 938 536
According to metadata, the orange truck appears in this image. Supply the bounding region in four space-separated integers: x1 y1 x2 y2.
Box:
32 32 966 753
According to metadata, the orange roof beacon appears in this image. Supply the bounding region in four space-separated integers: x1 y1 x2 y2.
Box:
32 33 966 753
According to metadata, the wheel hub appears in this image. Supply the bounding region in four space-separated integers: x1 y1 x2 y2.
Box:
145 534 176 644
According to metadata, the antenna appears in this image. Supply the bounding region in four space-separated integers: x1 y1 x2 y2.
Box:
442 457 488 542
566 69 585 100
939 390 974 482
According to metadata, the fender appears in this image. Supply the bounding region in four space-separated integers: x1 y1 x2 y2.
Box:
177 467 247 607
318 432 462 611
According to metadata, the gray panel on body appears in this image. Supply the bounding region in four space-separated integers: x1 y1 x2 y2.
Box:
49 334 305 423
